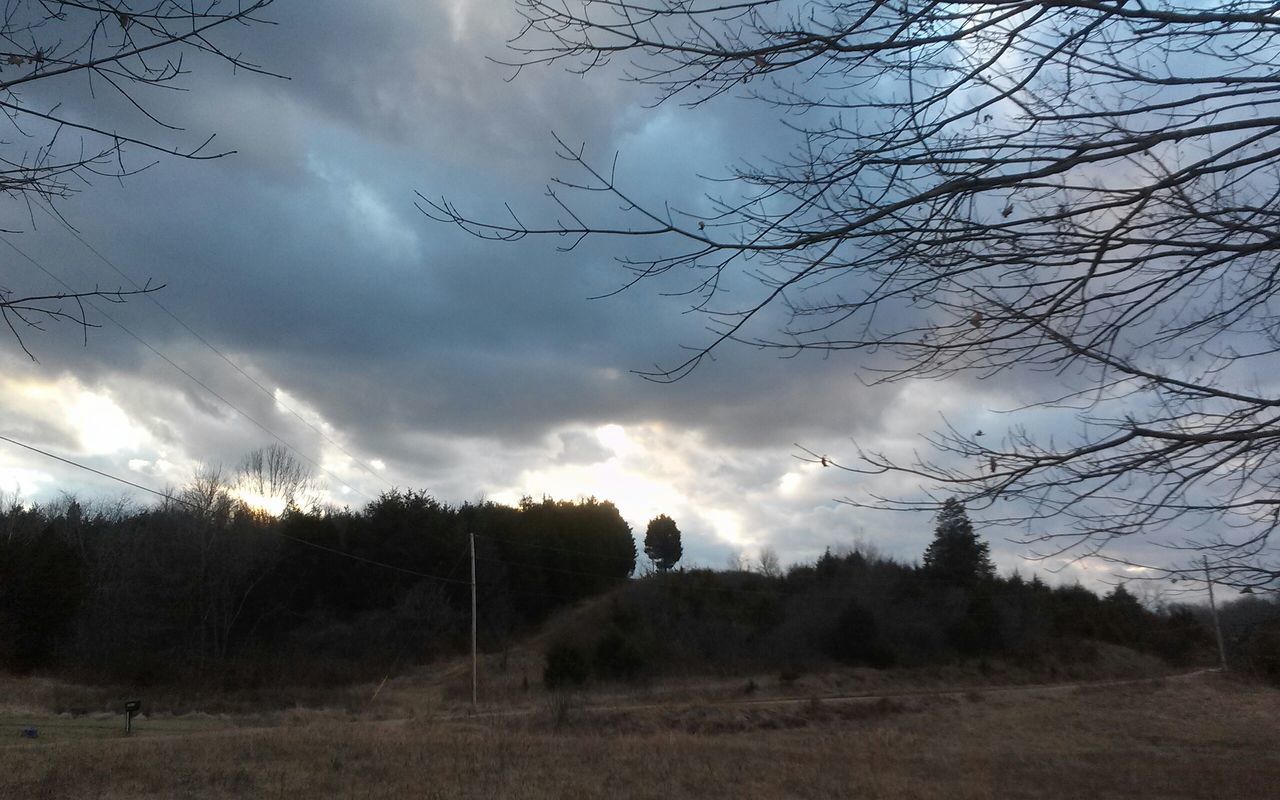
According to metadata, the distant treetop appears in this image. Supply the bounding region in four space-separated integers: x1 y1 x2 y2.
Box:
644 514 682 572
923 499 995 587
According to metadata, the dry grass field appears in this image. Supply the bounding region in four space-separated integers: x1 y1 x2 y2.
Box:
1 669 1277 799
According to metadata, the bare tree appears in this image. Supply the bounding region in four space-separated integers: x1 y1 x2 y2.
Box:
180 463 235 520
757 546 782 579
173 463 278 663
424 1 1280 589
0 1 277 357
236 443 316 513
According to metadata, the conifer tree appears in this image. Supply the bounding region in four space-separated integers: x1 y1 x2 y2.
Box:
922 499 995 587
644 514 682 572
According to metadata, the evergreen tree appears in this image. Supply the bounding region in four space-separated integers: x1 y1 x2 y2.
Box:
922 499 995 587
643 514 682 572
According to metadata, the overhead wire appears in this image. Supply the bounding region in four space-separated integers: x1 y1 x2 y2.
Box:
1 233 375 503
471 531 636 565
273 531 468 583
0 430 465 584
471 533 868 604
0 430 819 599
474 553 634 582
0 433 185 506
0 431 886 674
5 389 844 601
31 198 397 491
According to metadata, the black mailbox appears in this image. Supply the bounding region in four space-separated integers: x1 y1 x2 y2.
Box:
123 700 142 734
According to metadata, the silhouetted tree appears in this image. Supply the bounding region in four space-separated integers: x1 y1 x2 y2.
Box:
923 499 994 588
757 546 782 579
644 514 682 572
236 444 316 512
1097 583 1147 647
0 523 85 670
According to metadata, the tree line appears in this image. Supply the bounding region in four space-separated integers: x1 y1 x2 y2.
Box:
0 481 635 687
544 501 1238 688
7 476 1277 692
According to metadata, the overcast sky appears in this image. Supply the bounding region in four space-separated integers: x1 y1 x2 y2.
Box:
0 0 1153 588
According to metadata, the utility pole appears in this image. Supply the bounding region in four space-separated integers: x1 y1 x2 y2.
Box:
1204 556 1228 671
470 531 478 711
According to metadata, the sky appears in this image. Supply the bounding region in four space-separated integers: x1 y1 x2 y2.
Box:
0 0 1163 589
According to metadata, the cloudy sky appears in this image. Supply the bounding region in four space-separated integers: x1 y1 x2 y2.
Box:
0 0 1141 586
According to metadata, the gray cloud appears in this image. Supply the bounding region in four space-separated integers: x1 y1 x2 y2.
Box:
555 431 615 465
0 1 1164 591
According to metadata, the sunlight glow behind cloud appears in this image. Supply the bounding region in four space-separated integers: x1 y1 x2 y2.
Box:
2 374 151 456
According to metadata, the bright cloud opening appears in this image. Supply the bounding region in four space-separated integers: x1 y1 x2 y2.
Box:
1 374 151 456
232 488 288 517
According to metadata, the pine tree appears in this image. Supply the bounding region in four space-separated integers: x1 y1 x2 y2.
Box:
922 499 995 587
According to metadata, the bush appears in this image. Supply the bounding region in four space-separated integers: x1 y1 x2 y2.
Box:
949 593 1003 656
1236 619 1280 685
1150 607 1210 666
825 600 893 668
593 627 648 681
543 641 591 689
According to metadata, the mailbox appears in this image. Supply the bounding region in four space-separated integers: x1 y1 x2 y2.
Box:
123 699 142 734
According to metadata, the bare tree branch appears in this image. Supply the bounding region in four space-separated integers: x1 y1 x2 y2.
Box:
427 0 1280 588
0 1 277 356
0 280 162 359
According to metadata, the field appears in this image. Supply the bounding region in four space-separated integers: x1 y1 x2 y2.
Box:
1 665 1277 799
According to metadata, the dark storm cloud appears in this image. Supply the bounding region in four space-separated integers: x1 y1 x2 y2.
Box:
10 103 889 456
0 0 1133 585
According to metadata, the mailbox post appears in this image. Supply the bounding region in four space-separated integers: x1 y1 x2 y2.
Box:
123 700 142 735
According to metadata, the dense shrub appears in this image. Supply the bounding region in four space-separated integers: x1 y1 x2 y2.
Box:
824 600 892 667
593 626 649 681
550 547 1214 678
949 592 1003 656
544 641 591 689
1222 597 1280 685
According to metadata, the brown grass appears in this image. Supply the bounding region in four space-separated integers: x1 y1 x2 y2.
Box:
1 672 1276 799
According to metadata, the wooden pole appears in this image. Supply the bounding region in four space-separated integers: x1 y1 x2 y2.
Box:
1204 556 1228 671
470 532 478 710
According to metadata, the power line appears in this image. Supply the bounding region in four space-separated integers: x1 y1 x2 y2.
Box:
0 433 183 506
475 553 633 582
0 431 464 584
472 531 637 563
2 234 374 503
1 429 712 597
472 533 816 597
32 199 397 491
274 530 468 584
477 533 908 604
0 431 870 658
0 426 850 604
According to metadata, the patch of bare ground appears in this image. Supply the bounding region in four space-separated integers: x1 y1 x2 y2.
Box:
1 672 1276 799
